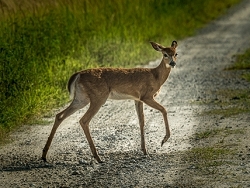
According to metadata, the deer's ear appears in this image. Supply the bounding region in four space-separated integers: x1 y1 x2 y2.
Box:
150 42 165 51
171 41 178 49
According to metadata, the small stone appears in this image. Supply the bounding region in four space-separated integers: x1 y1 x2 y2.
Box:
71 171 80 175
79 159 89 165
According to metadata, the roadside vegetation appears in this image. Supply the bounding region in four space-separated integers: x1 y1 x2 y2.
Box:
0 0 241 140
203 49 250 117
228 48 250 81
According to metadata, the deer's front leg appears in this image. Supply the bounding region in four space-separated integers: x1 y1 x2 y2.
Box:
142 98 170 147
135 100 148 155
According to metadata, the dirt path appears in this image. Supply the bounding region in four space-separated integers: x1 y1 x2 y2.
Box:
1 1 250 187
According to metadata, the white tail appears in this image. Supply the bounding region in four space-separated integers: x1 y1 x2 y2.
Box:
68 73 80 99
42 41 178 163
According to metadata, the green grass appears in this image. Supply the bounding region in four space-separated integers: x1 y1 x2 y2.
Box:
201 89 250 117
194 128 245 141
178 126 247 186
0 0 241 140
194 129 222 140
185 127 244 171
227 48 250 81
185 147 231 169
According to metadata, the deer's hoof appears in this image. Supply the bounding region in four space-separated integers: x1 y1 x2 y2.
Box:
161 140 165 147
161 135 170 147
94 156 104 163
41 157 47 162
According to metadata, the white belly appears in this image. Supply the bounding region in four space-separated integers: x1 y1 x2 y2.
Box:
108 91 139 100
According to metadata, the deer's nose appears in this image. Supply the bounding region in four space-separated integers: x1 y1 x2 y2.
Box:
169 60 176 67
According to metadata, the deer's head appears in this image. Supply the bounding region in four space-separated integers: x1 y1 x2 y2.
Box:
150 41 178 68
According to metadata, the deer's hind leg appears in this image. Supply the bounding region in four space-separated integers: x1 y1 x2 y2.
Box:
42 97 89 162
79 96 108 163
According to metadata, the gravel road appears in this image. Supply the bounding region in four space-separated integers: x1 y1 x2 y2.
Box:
1 1 250 187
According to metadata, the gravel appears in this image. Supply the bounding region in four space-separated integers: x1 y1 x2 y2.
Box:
1 0 250 187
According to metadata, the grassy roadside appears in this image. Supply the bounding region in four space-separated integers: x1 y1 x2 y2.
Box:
227 48 250 81
178 49 250 186
0 0 241 141
205 49 250 116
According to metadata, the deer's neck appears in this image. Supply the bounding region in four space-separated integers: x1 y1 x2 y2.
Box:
152 59 172 86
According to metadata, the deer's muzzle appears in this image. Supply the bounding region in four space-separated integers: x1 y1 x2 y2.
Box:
169 60 176 68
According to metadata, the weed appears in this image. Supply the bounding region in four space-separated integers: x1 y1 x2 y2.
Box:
200 89 250 117
184 147 232 169
194 129 222 140
28 118 53 126
194 128 245 141
227 48 250 81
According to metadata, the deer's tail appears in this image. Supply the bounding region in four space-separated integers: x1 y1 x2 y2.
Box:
67 73 80 99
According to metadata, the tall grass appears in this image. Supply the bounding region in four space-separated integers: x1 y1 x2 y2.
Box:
0 0 241 139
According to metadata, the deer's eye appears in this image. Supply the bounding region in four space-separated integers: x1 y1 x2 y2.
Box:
164 54 168 58
175 53 178 57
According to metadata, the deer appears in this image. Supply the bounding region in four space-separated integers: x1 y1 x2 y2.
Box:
42 41 178 163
